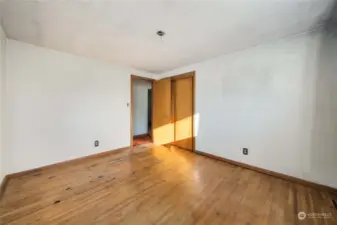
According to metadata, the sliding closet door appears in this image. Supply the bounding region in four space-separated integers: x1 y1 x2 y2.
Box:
152 78 174 145
173 76 193 151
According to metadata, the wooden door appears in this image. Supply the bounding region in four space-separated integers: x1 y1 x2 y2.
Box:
173 77 193 150
152 78 174 145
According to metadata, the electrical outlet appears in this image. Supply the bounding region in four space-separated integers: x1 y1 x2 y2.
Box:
94 140 99 147
243 148 248 155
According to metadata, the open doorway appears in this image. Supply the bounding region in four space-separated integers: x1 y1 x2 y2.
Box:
130 75 154 146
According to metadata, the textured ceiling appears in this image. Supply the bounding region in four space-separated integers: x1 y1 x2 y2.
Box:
0 0 335 73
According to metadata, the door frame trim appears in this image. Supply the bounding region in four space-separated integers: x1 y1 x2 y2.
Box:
130 75 155 147
169 71 196 152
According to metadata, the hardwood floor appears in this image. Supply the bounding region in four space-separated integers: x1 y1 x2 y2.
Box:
133 134 152 146
0 145 336 225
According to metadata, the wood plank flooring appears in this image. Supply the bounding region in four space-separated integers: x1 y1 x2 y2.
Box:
0 145 336 225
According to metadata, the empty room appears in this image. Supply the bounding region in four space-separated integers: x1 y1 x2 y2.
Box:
0 0 337 224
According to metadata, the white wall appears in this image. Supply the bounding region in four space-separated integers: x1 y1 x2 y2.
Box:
309 32 337 189
3 30 337 189
0 25 6 182
158 30 337 188
4 40 153 174
133 79 151 136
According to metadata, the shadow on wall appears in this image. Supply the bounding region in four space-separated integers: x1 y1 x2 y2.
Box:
304 9 337 187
